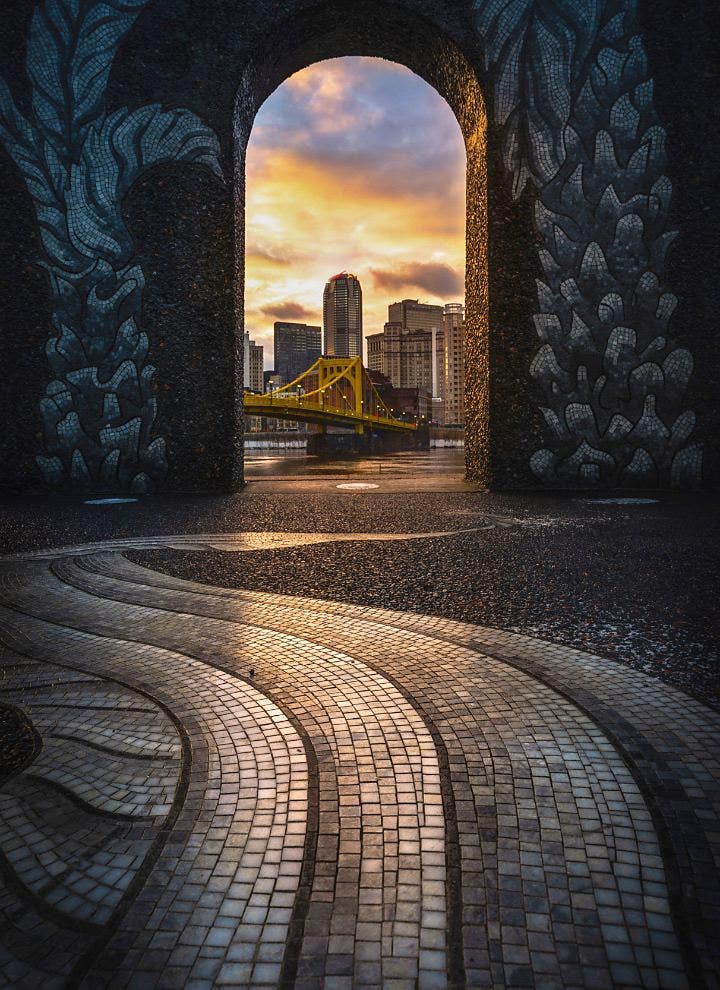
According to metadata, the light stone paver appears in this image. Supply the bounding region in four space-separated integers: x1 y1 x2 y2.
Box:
0 543 719 989
103 550 720 988
1 560 446 989
63 553 692 989
0 653 182 987
26 706 182 759
0 592 308 988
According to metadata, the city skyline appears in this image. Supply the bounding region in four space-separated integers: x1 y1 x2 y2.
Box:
244 56 466 366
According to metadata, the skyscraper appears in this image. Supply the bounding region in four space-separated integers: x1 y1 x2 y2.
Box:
367 299 443 397
388 299 444 399
366 331 385 376
367 322 434 391
387 299 444 335
243 330 264 392
442 302 465 426
274 321 321 385
323 272 362 357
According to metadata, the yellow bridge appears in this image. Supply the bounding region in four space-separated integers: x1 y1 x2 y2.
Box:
243 356 418 434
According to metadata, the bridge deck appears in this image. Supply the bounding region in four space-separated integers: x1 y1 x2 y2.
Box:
244 394 418 432
244 356 420 433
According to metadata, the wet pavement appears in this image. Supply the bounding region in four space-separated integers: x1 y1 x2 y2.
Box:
243 449 475 491
0 452 719 987
243 448 466 480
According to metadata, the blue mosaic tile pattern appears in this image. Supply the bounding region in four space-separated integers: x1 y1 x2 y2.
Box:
0 0 704 489
472 0 702 486
0 0 223 493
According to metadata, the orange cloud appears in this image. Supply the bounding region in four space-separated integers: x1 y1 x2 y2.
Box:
247 149 463 243
243 57 465 364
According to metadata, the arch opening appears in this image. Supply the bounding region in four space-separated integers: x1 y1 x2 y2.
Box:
0 0 704 494
233 1 488 484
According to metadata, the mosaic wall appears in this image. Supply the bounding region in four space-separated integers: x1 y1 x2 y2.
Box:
474 0 702 486
0 0 223 492
0 0 706 490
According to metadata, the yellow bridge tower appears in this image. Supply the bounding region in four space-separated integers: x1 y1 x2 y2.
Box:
243 356 418 435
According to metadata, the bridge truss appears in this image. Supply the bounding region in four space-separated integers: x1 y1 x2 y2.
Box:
243 357 418 434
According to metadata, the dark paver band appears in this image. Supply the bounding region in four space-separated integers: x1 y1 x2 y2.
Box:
2 562 448 988
0 595 310 987
119 551 720 989
0 538 718 988
88 550 720 988
54 564 676 985
235 585 719 990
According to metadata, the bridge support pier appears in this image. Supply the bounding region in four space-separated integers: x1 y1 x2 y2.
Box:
307 428 429 457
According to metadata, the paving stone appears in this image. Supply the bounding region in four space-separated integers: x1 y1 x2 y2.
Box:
0 542 717 987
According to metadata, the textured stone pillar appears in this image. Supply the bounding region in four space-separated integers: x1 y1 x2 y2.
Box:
0 0 716 492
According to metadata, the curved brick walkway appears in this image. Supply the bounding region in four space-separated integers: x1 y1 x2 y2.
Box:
1 534 719 989
0 584 309 987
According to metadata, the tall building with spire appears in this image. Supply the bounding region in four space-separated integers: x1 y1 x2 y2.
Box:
323 272 362 357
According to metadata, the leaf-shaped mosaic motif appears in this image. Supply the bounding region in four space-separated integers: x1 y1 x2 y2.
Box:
524 4 702 487
1 0 225 491
104 103 225 194
473 0 608 189
26 0 150 157
0 79 39 164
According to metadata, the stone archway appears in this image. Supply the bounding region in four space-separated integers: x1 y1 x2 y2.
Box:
0 0 704 492
233 4 490 485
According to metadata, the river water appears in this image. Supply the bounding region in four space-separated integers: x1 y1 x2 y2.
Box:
244 447 465 480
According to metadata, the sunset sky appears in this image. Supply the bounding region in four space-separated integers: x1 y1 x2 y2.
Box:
244 57 466 366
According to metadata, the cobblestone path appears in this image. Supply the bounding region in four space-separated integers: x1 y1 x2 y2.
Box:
1 534 719 989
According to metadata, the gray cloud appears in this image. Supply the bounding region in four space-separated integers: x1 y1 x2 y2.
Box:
260 301 318 321
370 262 462 298
247 246 295 266
250 57 465 204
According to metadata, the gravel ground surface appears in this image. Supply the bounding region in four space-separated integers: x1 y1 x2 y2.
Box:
0 488 713 542
0 490 563 551
2 485 717 706
122 491 720 709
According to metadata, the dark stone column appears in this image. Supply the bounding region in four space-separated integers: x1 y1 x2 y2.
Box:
1 0 716 492
637 0 720 485
0 2 49 492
